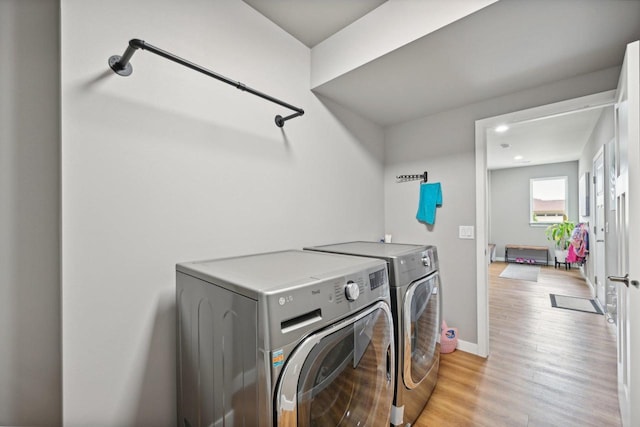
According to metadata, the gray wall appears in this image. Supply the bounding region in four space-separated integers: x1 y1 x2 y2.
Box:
60 1 384 425
384 67 620 345
489 161 579 261
2 1 627 425
0 0 61 425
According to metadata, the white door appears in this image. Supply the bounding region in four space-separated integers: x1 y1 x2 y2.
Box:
609 40 640 427
593 148 606 306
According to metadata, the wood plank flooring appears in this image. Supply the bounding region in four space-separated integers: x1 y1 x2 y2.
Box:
414 262 620 427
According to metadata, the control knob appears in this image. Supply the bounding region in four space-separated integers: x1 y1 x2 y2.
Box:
422 255 431 268
345 281 360 301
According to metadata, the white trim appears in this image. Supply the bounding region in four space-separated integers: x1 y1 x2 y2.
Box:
592 145 606 304
456 339 479 355
580 265 597 297
475 120 489 358
475 90 616 360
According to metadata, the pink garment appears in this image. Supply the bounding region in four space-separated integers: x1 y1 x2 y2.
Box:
570 223 589 258
566 244 578 263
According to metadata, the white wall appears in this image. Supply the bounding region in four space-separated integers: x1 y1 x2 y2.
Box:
61 1 384 425
489 161 579 260
384 66 620 345
0 1 61 425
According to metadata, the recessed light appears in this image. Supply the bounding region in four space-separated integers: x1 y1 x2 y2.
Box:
495 124 509 133
514 155 523 160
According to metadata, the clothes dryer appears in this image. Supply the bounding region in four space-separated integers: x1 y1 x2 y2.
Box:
305 242 441 427
176 250 395 427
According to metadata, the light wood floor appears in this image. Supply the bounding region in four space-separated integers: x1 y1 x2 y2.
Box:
414 262 620 427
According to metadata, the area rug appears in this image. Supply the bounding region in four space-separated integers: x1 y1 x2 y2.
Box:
499 263 540 282
550 294 604 315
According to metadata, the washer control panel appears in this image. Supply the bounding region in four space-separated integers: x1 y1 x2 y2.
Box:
422 255 431 268
344 281 360 301
331 267 388 305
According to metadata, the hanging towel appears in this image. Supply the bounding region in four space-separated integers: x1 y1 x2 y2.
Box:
416 182 442 225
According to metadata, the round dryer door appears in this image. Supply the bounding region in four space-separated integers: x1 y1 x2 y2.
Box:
276 301 394 427
403 272 441 389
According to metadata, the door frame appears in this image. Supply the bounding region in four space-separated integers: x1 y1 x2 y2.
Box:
474 90 615 357
592 145 607 306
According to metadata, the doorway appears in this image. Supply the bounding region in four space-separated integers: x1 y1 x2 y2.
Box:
474 90 615 356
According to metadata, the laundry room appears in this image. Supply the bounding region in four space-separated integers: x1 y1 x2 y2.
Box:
3 0 640 426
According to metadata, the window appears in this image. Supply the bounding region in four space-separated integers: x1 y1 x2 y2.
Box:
530 176 568 224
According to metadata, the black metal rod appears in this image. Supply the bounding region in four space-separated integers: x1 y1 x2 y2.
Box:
119 44 138 66
275 110 304 128
109 38 304 127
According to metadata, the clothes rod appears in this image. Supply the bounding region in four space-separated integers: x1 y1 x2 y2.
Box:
396 172 428 183
108 39 304 128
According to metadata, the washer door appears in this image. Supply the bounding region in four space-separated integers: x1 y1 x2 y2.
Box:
403 272 440 389
276 301 394 427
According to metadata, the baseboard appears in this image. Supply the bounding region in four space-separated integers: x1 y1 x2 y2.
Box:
456 339 481 356
581 269 596 296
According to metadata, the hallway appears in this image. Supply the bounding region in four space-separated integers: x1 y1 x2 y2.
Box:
415 262 620 426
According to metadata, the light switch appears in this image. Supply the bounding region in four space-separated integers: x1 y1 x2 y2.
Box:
459 225 475 239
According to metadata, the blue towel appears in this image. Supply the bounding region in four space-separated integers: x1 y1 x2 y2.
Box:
416 182 442 225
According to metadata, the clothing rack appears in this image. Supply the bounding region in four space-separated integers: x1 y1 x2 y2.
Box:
396 172 428 183
108 39 305 128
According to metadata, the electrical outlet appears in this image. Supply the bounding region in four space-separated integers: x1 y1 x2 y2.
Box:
459 225 475 239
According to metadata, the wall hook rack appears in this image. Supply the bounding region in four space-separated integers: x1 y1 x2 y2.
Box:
108 39 305 128
396 172 428 183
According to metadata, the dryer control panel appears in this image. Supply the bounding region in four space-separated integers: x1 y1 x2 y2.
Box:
395 246 439 285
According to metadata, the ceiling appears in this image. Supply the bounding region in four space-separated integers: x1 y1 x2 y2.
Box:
242 0 387 48
242 0 640 168
486 106 610 170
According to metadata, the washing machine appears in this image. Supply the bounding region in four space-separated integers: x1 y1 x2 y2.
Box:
305 242 441 427
176 249 395 427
